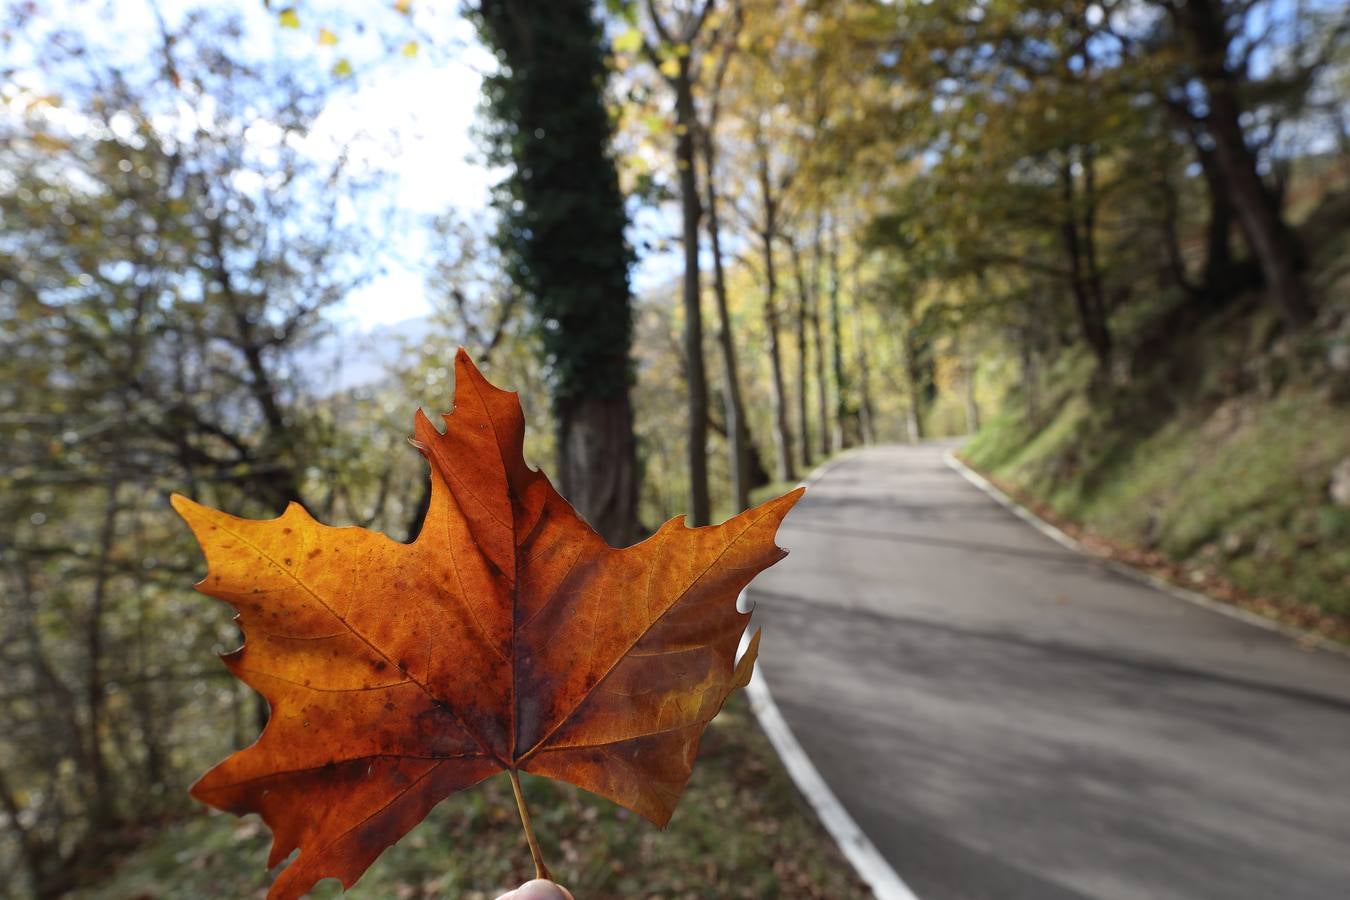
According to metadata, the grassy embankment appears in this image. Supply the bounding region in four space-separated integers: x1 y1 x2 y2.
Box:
68 695 868 900
961 190 1350 638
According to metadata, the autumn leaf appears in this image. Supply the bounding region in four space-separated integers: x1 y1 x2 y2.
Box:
173 350 802 899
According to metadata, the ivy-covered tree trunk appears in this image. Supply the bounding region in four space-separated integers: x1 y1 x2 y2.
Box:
474 0 641 544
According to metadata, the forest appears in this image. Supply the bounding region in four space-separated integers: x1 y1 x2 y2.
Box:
2 0 1348 896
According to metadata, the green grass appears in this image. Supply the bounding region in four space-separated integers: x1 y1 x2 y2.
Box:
964 347 1350 620
68 695 869 900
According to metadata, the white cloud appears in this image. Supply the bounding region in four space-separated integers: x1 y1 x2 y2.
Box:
310 58 500 215
339 266 431 330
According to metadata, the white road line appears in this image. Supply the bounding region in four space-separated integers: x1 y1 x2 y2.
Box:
943 450 1350 659
743 665 918 900
738 450 921 900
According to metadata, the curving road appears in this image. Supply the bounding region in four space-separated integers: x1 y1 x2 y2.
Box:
747 443 1350 900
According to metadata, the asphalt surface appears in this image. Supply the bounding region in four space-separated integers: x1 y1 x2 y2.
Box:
747 443 1350 900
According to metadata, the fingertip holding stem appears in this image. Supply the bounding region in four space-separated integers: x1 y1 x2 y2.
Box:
504 879 574 900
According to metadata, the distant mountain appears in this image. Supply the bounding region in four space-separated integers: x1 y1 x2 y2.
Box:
296 315 434 395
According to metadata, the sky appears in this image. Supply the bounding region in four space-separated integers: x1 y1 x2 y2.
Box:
9 0 680 330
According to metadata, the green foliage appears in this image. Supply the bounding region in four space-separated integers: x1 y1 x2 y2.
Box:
3 0 1348 891
472 0 636 406
965 327 1350 618
0 13 395 894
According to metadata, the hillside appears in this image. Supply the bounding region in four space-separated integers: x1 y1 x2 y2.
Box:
962 189 1350 636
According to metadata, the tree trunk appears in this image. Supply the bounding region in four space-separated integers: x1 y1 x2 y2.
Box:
901 324 925 442
0 766 49 898
673 65 711 526
475 0 642 544
85 485 120 829
1173 0 1313 327
1156 164 1199 298
1020 321 1041 427
960 334 980 434
827 214 851 449
131 551 165 792
557 392 641 545
760 233 795 484
1059 156 1112 371
700 117 752 513
850 262 876 445
1080 146 1110 327
788 237 813 471
754 134 795 484
405 475 432 542
1193 141 1237 296
810 215 831 458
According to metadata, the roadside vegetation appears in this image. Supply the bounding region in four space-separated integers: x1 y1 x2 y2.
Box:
964 188 1350 635
3 0 1347 894
68 696 869 900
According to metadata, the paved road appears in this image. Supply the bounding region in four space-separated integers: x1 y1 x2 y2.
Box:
747 443 1350 900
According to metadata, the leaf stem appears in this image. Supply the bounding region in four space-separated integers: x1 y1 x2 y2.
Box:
508 768 551 881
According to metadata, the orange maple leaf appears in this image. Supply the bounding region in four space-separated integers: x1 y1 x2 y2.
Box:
172 350 802 899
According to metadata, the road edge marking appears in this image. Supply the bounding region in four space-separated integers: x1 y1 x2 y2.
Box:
743 660 919 900
943 450 1350 659
740 448 921 900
